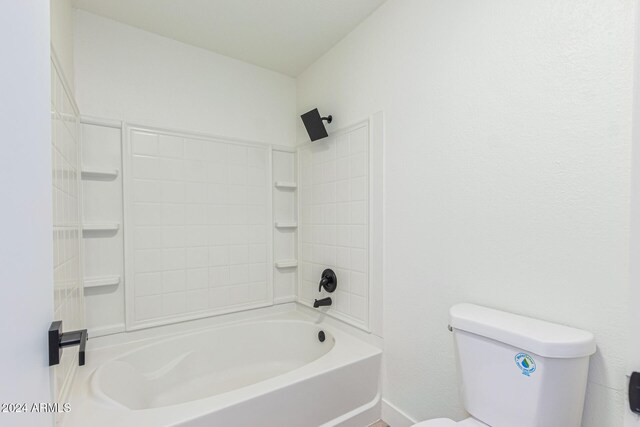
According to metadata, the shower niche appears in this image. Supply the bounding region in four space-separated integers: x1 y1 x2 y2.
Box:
81 118 125 337
272 148 298 304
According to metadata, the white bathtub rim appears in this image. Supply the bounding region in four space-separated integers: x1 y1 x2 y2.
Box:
71 352 380 426
83 354 381 427
87 327 375 413
162 358 381 427
66 310 381 427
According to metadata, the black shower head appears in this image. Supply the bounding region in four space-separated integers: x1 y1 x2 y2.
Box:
300 108 332 142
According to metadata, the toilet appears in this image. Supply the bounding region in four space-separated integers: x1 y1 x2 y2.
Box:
413 303 596 427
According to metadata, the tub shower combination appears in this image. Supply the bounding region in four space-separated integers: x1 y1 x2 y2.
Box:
62 111 381 426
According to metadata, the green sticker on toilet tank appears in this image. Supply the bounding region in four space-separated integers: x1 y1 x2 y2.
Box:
515 353 536 376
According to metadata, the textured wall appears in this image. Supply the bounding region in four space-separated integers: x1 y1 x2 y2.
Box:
297 0 635 424
0 2 54 426
50 0 74 92
626 2 640 426
74 10 296 146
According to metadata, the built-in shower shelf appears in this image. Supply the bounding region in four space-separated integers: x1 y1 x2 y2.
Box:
275 260 298 269
84 275 121 289
274 221 298 229
81 168 119 180
82 223 120 232
274 181 297 190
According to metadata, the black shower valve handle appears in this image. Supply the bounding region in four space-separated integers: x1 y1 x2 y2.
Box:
318 269 337 293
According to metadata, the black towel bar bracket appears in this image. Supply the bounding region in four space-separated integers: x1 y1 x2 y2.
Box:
48 321 88 367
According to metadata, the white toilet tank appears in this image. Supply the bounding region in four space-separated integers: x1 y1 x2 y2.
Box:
450 304 596 427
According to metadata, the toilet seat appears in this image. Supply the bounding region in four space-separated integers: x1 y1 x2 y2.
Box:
412 417 488 427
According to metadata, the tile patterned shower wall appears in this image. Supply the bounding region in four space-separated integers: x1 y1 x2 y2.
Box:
51 59 84 403
299 123 369 330
127 128 272 329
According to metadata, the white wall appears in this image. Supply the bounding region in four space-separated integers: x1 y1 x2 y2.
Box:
627 1 640 426
0 1 54 426
297 0 635 425
50 0 74 92
74 10 296 146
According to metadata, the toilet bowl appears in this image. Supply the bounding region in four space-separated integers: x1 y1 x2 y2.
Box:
410 304 596 427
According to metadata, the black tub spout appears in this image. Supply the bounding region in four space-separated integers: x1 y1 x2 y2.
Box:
313 297 332 308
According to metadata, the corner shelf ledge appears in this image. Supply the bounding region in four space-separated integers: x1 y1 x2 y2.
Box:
82 223 120 232
81 168 119 180
275 260 298 269
274 181 297 190
84 275 121 289
274 221 298 229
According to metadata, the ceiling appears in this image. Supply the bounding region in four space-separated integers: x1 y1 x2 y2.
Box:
72 0 387 77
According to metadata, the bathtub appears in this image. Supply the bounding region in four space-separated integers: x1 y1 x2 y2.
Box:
64 308 382 427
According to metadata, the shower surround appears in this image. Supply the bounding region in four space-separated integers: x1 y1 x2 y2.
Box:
74 108 382 335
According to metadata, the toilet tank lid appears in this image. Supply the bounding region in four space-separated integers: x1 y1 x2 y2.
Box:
449 304 596 358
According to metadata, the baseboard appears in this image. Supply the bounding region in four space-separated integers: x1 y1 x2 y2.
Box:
382 399 417 427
